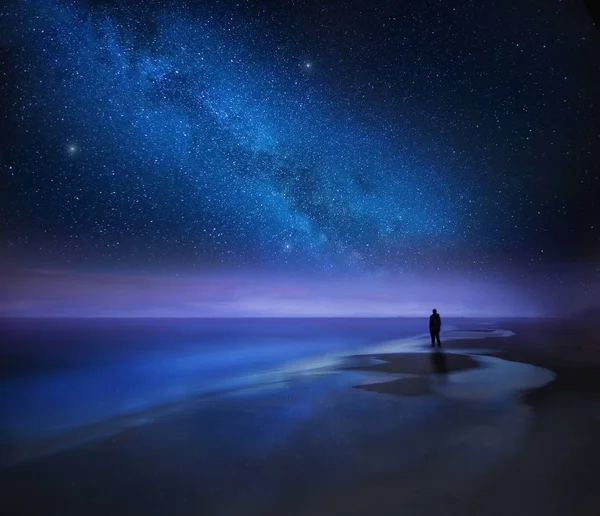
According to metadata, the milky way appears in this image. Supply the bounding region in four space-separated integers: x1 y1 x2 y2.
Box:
1 0 599 277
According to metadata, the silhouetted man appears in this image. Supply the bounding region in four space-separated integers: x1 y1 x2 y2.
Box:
429 308 441 347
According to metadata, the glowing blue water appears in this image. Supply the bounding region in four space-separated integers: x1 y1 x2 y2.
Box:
0 318 425 441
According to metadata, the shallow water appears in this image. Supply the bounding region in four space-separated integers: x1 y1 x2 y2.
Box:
0 318 425 442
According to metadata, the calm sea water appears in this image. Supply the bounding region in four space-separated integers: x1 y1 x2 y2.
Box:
0 317 428 442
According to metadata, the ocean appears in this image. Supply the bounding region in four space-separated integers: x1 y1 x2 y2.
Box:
0 317 429 445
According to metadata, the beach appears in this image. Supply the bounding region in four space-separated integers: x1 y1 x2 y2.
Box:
1 317 599 515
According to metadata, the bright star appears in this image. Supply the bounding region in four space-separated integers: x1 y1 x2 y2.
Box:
67 144 78 154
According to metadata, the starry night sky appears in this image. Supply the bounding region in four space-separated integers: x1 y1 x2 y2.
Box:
0 0 599 316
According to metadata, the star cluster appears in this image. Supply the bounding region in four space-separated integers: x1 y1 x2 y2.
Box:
1 0 599 276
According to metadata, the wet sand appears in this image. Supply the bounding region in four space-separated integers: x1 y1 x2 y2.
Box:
300 320 600 516
346 352 479 396
2 318 600 516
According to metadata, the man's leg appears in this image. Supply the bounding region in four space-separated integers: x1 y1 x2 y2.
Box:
430 331 435 347
436 332 441 347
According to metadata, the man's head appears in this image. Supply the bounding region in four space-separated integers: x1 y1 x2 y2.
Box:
432 309 437 314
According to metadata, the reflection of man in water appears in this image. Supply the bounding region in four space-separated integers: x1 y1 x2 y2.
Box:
431 348 448 375
429 309 442 347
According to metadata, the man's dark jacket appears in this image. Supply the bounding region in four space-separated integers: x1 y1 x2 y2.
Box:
429 313 441 332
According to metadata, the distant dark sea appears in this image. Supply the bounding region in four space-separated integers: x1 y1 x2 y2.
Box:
0 317 432 443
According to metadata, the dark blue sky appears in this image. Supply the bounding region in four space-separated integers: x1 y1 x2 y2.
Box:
1 0 599 278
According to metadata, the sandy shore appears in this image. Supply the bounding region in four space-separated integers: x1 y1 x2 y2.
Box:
2 318 600 516
298 320 600 516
